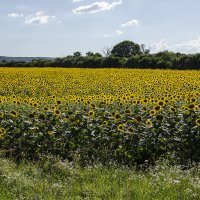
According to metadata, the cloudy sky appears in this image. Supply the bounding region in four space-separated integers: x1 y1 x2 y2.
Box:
1 0 200 57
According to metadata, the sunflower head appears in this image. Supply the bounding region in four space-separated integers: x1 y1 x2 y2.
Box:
90 103 96 109
124 109 131 115
88 110 95 117
43 107 48 112
10 110 18 118
149 109 156 116
146 119 153 128
154 106 161 111
0 128 6 140
142 107 147 112
103 120 109 126
170 107 176 112
54 109 61 116
158 101 165 107
117 124 124 132
136 116 142 123
127 127 134 134
195 118 200 126
0 127 6 135
114 112 121 120
56 100 62 105
188 104 195 110
48 131 54 136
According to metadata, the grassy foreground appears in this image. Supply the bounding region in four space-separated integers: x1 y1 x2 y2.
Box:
0 158 199 200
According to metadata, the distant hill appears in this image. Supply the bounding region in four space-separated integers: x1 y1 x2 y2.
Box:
0 56 55 62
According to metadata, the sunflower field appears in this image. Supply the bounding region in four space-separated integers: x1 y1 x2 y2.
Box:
0 68 200 166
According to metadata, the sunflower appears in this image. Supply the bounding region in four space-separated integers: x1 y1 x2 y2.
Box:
10 110 18 118
103 120 109 126
136 116 142 123
63 115 69 121
149 109 156 116
132 100 137 105
90 103 96 109
154 106 161 111
33 103 38 108
47 131 54 135
124 109 131 115
0 127 6 135
54 109 61 116
43 107 48 112
188 104 195 110
143 99 148 104
56 100 62 105
182 106 188 111
146 119 153 128
190 98 196 103
0 134 4 140
88 110 95 117
117 124 124 132
158 100 165 107
170 107 176 112
142 107 147 112
0 128 6 140
114 112 121 120
195 118 200 126
127 127 134 133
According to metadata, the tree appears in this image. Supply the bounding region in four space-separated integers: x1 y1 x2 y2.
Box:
102 46 112 57
94 53 102 57
141 44 150 55
101 56 121 68
111 40 142 57
73 51 82 57
86 52 102 57
86 51 94 56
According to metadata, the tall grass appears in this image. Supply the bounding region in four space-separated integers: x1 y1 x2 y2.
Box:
0 157 199 200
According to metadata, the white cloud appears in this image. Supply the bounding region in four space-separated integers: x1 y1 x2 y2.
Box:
25 11 55 25
173 37 200 54
150 37 200 54
121 19 139 27
150 39 168 52
72 0 83 2
8 13 24 18
73 0 123 14
115 29 123 35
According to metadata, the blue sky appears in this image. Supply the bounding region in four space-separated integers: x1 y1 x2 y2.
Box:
1 0 200 57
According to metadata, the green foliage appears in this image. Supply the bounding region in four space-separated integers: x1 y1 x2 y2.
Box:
101 56 122 68
1 40 200 69
1 51 200 69
0 158 199 199
73 51 82 57
1 103 199 167
111 40 142 57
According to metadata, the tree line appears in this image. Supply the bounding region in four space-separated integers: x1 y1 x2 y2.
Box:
0 40 200 70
